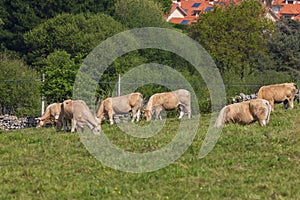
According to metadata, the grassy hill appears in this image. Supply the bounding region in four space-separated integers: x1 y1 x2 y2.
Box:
1 103 300 199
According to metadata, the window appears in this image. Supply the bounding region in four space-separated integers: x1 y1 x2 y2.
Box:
192 3 201 7
205 7 213 11
181 20 190 24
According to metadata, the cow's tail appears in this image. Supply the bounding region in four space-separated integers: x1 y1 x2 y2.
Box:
263 100 272 126
214 106 227 128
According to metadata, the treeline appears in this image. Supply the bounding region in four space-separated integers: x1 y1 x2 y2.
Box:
0 0 299 116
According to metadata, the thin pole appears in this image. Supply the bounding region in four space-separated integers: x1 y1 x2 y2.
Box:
41 73 45 115
118 74 121 96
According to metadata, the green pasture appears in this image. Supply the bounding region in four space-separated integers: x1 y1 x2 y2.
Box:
1 104 300 199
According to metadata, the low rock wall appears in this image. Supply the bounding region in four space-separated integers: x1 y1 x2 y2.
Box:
0 115 38 130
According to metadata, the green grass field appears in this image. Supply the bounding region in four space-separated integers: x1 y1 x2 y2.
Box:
1 104 300 199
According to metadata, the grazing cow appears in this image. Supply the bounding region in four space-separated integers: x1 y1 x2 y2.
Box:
144 89 192 121
257 83 297 110
214 99 272 127
57 100 101 134
96 93 143 125
36 103 62 128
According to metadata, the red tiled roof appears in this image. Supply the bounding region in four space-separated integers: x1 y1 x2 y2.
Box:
167 0 300 25
278 4 300 15
168 0 212 24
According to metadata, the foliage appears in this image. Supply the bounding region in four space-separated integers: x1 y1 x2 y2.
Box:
1 105 300 199
266 19 300 81
114 0 170 28
40 50 82 103
0 0 116 54
24 13 124 67
151 0 172 13
0 54 40 116
188 0 274 80
224 70 292 101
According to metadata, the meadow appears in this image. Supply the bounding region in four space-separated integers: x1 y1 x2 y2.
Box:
1 104 300 199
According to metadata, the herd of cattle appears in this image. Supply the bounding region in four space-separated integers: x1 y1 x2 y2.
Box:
36 83 298 134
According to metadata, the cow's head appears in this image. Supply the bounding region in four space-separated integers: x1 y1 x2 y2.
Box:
96 114 106 125
144 110 152 122
35 117 56 128
35 117 43 128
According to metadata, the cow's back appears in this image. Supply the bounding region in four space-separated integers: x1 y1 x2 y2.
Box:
227 101 253 123
128 93 143 107
151 92 178 109
257 83 296 100
174 89 191 105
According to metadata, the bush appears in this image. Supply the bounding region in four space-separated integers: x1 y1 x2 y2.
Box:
0 54 41 117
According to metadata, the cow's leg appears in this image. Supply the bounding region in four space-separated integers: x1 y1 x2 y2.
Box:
178 105 185 119
154 106 163 120
63 118 68 133
56 120 62 132
131 109 137 123
289 97 294 109
108 110 114 125
186 105 192 119
71 118 76 133
136 109 141 122
270 100 275 111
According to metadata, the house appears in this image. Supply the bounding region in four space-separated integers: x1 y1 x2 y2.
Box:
167 0 214 25
167 0 300 25
263 0 300 22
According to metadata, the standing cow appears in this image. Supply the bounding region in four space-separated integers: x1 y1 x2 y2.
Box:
257 83 297 111
96 93 143 125
214 99 272 127
57 99 101 135
144 89 192 121
36 103 62 128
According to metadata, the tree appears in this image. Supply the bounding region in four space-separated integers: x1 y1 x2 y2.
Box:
0 54 41 116
266 19 300 79
188 0 274 80
24 13 124 66
113 0 170 28
0 0 116 55
151 0 172 13
40 50 82 103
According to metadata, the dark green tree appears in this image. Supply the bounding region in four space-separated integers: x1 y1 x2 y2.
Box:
151 0 172 13
24 13 124 66
114 0 170 28
188 0 274 80
266 19 300 79
0 0 116 55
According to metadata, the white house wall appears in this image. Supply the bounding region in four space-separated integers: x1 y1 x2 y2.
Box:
167 9 185 21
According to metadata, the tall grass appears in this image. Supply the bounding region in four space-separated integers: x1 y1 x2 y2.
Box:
1 104 300 199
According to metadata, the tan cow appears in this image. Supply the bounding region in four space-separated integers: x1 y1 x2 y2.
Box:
96 93 143 125
36 103 62 128
214 99 272 127
257 83 297 110
144 89 192 121
57 99 101 134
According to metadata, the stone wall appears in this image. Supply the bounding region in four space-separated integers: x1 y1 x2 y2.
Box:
0 115 38 130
